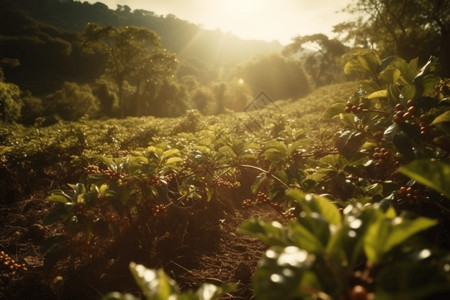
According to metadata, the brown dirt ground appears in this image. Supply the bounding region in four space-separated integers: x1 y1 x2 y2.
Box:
1 185 285 300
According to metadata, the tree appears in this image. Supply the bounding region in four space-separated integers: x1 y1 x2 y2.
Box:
21 95 44 125
0 80 22 123
45 81 98 122
283 34 348 87
82 23 178 117
148 79 189 117
237 53 310 101
190 86 216 114
334 0 450 75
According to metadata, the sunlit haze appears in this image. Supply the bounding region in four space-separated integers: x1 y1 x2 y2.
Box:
83 0 352 44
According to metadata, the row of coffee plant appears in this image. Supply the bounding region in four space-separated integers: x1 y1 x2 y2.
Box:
1 49 448 298
99 51 449 299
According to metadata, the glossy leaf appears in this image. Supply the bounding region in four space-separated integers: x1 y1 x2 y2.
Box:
335 130 365 160
239 219 289 247
129 262 179 300
324 103 345 119
398 160 450 199
431 111 450 125
253 246 319 300
286 190 341 226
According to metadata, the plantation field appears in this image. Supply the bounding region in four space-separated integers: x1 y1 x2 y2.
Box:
1 53 450 300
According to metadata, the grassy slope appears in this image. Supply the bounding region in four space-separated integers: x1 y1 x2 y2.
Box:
0 82 358 299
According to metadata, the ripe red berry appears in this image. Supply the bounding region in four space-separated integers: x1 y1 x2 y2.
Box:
350 285 368 300
407 99 415 107
403 112 412 120
419 114 427 122
395 104 404 111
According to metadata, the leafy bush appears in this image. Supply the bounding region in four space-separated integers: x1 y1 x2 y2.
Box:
0 80 22 123
45 81 99 122
103 262 235 300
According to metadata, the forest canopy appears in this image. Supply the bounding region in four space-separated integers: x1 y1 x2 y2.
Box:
0 0 448 124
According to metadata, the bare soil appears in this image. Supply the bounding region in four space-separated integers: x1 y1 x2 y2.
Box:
1 186 283 300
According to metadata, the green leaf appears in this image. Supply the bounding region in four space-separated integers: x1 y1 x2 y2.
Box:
102 292 140 300
163 148 180 157
431 111 450 125
43 205 68 225
367 90 387 99
253 246 318 300
363 207 437 263
380 67 401 85
165 156 183 165
398 160 450 199
323 103 345 119
46 194 69 204
264 148 286 164
195 283 236 300
387 84 401 105
393 131 414 160
363 210 391 263
129 262 179 300
286 190 341 226
339 112 357 127
239 219 289 247
375 260 450 300
289 218 327 253
385 216 437 252
251 173 266 194
401 84 416 101
335 130 365 160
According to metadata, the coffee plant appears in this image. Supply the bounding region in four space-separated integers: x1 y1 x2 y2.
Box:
8 49 441 298
240 191 450 300
103 262 235 300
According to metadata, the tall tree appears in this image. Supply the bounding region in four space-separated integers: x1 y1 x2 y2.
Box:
283 34 348 87
82 23 177 117
334 0 450 75
237 53 310 100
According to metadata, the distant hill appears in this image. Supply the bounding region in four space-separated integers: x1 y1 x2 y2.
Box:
3 0 282 68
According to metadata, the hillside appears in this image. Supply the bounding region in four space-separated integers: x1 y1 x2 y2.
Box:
2 0 282 67
1 17 449 299
0 12 450 300
0 82 355 299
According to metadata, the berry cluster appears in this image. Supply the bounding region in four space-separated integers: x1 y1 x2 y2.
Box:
372 147 391 167
393 100 416 123
162 173 176 183
152 204 167 217
86 165 127 181
347 174 360 183
110 149 130 157
282 210 296 219
256 192 270 204
0 251 27 272
144 176 163 187
349 285 374 300
145 174 177 187
241 198 254 208
418 114 430 136
345 101 366 114
86 164 101 174
216 177 241 188
396 186 427 206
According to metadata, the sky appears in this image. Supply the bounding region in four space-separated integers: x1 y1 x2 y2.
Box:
84 0 353 45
